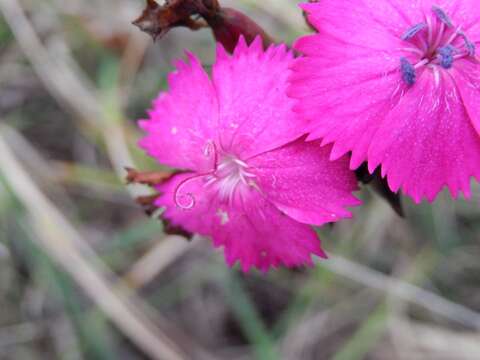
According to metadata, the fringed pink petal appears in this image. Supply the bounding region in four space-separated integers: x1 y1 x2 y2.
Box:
212 36 304 159
290 53 407 169
249 139 361 226
138 52 219 172
368 72 480 203
155 174 326 272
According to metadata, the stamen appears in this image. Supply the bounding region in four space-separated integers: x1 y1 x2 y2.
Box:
400 57 416 86
240 174 249 186
399 6 473 75
432 22 446 52
431 65 441 87
458 31 476 56
453 54 467 60
233 158 249 167
414 59 429 69
432 6 453 28
401 23 427 40
204 175 218 187
242 171 257 178
445 26 462 46
203 141 219 170
401 47 424 56
217 162 228 171
418 37 429 53
426 15 433 44
438 45 455 69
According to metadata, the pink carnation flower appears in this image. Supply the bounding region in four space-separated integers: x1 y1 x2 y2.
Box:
291 1 480 203
138 37 360 272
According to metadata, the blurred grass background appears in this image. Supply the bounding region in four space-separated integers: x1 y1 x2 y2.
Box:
1 0 480 359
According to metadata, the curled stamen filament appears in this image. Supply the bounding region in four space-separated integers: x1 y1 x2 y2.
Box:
174 141 219 210
173 173 211 209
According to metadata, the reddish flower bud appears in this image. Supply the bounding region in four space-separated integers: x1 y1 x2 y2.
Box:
132 0 273 53
207 7 274 53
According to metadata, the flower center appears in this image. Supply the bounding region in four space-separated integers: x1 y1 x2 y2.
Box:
173 142 257 209
205 155 257 203
399 5 476 86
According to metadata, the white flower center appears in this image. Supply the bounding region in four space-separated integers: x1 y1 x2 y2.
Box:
173 142 258 210
205 155 257 203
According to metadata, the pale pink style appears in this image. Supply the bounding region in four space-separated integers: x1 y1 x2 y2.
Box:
291 0 480 203
139 37 360 272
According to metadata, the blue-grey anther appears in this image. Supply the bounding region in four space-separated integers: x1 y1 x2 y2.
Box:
438 45 455 69
432 6 453 27
401 23 427 40
400 57 416 85
465 41 476 57
458 31 476 57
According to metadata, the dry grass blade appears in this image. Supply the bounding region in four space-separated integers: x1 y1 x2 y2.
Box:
123 235 191 289
322 255 480 330
0 0 100 124
0 127 187 360
0 0 146 199
0 323 42 348
391 319 480 359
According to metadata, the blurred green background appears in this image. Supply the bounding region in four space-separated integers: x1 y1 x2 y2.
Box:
1 0 480 359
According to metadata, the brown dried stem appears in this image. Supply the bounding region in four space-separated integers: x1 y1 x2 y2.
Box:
132 0 274 52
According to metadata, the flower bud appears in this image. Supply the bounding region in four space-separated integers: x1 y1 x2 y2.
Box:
132 0 273 53
207 7 274 53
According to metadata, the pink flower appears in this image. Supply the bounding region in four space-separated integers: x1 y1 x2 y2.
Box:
291 1 480 203
138 37 360 272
